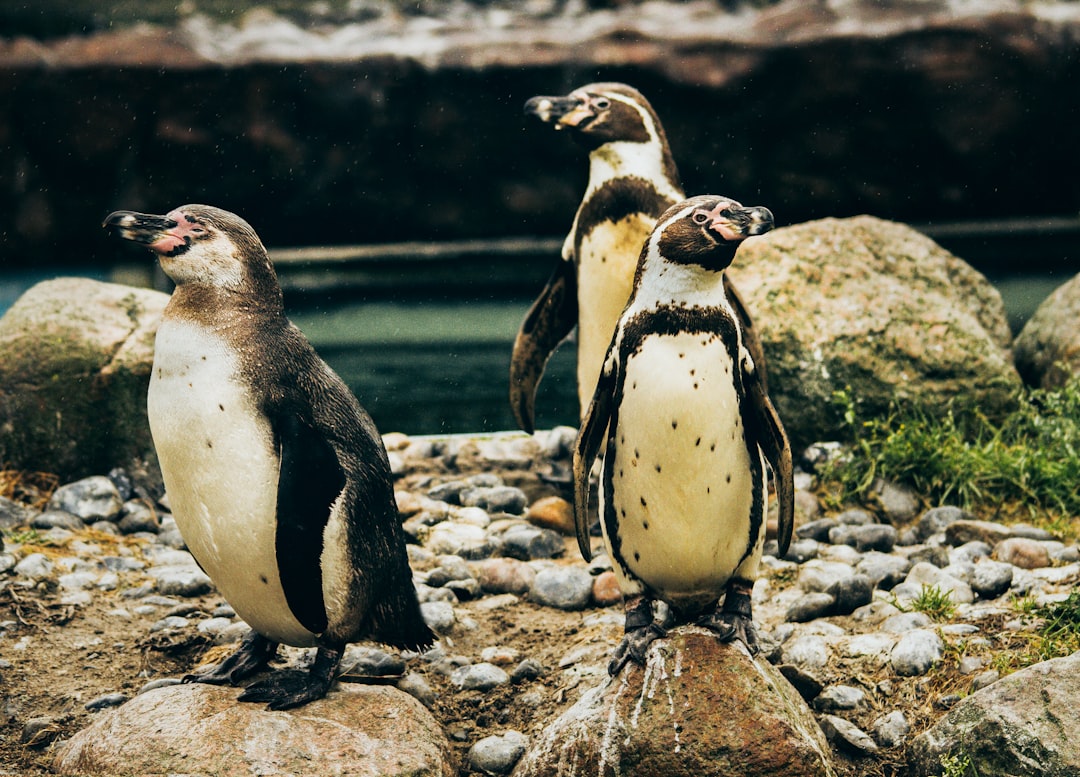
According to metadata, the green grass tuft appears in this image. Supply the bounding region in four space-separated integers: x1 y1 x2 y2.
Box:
820 375 1080 535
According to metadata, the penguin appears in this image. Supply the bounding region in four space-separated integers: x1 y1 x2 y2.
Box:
510 82 767 433
572 195 794 675
103 204 434 709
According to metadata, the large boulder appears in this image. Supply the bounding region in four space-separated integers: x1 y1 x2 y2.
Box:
51 682 456 777
512 627 837 777
0 278 167 489
730 216 1021 449
905 651 1080 776
1013 272 1080 389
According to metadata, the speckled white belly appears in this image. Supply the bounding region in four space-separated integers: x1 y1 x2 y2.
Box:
148 318 316 646
576 214 653 414
601 331 763 604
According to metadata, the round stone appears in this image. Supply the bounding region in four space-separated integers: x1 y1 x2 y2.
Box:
890 629 943 676
47 476 124 522
450 662 509 692
529 567 593 611
469 730 528 775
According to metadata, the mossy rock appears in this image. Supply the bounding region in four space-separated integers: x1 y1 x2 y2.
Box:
0 277 168 491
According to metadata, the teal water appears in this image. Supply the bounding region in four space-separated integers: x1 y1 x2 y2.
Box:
287 300 579 435
0 270 1061 436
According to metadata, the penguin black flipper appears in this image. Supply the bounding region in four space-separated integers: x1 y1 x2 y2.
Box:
272 405 340 635
572 353 617 562
743 364 795 556
510 258 578 433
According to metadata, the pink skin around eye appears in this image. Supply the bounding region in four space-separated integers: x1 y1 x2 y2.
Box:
704 200 744 242
149 209 198 254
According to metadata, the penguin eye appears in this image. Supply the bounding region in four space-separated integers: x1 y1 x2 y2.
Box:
691 211 710 225
593 97 611 110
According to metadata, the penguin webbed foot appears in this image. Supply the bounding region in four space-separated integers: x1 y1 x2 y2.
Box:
699 580 759 655
608 596 665 675
238 643 344 711
184 630 278 687
608 622 667 675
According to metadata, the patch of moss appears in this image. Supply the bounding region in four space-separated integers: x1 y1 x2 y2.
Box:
820 374 1080 536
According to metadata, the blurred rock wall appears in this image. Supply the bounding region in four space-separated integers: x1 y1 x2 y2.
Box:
1 0 1078 268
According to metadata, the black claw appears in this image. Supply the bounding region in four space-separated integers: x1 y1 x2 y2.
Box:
184 631 278 687
238 669 334 710
608 623 667 675
698 612 760 655
237 643 344 710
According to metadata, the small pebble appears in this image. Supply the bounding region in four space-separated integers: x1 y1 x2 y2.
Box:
468 730 528 775
420 601 456 634
590 570 622 607
525 496 575 535
890 629 943 676
872 710 910 748
528 567 593 611
84 693 128 711
450 662 510 691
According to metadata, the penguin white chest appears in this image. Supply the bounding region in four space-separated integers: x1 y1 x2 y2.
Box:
148 319 316 646
576 214 654 411
602 331 764 605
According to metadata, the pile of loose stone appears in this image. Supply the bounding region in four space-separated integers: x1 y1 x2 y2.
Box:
1 427 1077 774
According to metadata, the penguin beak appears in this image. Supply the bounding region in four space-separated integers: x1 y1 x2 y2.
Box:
524 94 592 129
103 210 186 256
708 205 775 242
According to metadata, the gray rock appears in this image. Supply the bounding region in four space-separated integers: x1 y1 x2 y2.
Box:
340 646 406 678
830 523 897 553
731 216 1019 449
916 506 973 541
813 684 866 712
785 592 836 623
873 479 921 524
835 508 875 526
797 559 854 593
510 659 544 684
147 566 212 597
468 730 528 775
528 567 592 611
450 662 509 692
425 555 473 587
970 670 1000 692
1013 271 1080 389
116 500 159 534
872 710 910 748
949 540 992 564
420 600 456 634
970 559 1014 599
424 521 494 559
890 629 943 676
880 612 933 633
497 525 564 561
31 510 84 531
0 496 35 529
855 551 910 590
461 485 528 515
795 518 837 543
84 693 128 712
907 652 1080 776
396 672 437 707
825 574 873 615
776 664 824 703
13 552 53 581
47 476 124 522
782 539 820 564
903 561 974 604
819 714 879 754
781 635 830 672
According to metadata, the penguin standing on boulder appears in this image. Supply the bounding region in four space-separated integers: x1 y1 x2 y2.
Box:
103 204 434 709
573 195 794 675
511 82 766 432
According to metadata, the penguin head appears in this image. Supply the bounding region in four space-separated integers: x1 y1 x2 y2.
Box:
654 195 774 272
104 204 277 292
524 82 662 150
